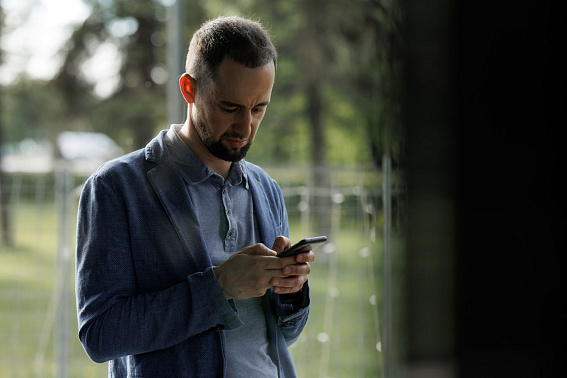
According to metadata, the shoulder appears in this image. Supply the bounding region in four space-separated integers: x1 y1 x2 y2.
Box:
99 148 147 174
243 161 283 197
86 149 150 190
244 161 285 202
244 161 277 185
90 129 168 184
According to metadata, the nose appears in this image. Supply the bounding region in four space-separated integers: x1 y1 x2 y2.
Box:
234 109 253 137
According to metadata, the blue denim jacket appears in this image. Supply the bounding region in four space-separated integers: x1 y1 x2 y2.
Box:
75 130 309 377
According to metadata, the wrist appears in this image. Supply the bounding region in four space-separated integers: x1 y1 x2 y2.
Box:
213 266 233 300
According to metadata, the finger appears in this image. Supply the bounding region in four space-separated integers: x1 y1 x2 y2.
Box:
239 243 277 257
272 275 307 293
262 252 314 271
273 286 303 294
272 275 307 288
263 255 297 270
294 251 316 263
271 235 291 253
282 262 311 276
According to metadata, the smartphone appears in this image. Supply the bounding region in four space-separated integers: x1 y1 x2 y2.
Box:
277 236 328 258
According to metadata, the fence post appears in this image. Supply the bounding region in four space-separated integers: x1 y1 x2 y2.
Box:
382 153 392 377
166 0 185 125
54 162 73 378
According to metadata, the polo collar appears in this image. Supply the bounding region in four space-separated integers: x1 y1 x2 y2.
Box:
164 124 249 189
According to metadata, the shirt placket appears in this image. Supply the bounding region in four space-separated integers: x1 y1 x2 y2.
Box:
221 184 237 253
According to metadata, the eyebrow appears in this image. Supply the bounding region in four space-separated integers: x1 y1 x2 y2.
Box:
221 100 270 108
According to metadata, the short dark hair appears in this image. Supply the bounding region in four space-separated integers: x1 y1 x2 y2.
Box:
185 16 277 88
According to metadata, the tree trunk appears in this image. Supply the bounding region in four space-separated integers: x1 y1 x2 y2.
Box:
0 172 13 248
306 82 330 236
301 0 331 236
0 108 14 247
0 5 14 248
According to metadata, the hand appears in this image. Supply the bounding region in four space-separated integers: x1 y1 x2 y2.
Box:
213 243 286 300
271 236 315 295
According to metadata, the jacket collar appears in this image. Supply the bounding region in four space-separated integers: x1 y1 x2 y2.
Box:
163 125 249 189
145 129 212 272
143 128 279 267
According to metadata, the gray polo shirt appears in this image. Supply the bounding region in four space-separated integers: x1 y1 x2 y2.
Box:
165 125 278 377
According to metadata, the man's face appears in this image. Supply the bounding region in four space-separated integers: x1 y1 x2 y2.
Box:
190 59 275 162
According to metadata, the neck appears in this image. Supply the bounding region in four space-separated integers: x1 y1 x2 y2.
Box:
178 120 232 180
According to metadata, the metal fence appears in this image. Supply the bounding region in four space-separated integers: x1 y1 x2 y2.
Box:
0 164 404 378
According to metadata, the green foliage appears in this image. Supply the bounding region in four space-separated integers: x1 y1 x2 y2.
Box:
49 0 168 149
1 0 403 167
1 77 68 142
325 0 404 163
0 198 385 377
91 89 167 151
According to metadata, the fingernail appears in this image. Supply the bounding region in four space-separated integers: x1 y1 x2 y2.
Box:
272 279 280 286
283 267 291 275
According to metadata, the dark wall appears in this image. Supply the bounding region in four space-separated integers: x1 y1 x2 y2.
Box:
404 0 565 376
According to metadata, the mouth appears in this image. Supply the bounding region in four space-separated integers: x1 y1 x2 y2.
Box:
224 138 248 149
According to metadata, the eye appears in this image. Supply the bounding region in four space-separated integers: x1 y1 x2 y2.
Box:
222 107 238 113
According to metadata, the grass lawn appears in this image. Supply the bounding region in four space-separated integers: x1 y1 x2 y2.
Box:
0 200 390 377
288 224 385 378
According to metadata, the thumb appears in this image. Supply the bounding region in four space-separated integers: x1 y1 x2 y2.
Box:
272 235 291 254
239 243 277 256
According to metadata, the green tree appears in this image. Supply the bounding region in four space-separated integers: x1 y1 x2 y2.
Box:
202 0 402 235
49 0 398 177
337 0 404 166
0 75 69 248
230 0 336 235
53 0 169 150
1 77 67 142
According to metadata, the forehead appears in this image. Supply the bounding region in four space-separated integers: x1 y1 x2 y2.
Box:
209 59 275 105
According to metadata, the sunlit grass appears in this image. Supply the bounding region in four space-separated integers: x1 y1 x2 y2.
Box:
0 199 389 377
0 201 107 378
289 222 384 378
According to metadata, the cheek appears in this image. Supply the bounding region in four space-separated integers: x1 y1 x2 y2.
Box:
201 109 230 137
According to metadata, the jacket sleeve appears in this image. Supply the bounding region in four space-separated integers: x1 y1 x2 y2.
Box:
268 177 311 346
273 285 310 346
75 173 242 363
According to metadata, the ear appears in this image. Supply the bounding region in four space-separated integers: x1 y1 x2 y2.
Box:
179 73 196 104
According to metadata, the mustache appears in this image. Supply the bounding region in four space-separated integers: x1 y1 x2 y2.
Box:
221 132 248 140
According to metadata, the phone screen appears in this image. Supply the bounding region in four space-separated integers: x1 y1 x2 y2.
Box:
277 236 327 258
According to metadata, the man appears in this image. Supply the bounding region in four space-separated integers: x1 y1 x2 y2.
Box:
75 16 314 377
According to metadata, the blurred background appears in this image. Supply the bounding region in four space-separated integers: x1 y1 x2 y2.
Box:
0 0 405 377
1 0 565 377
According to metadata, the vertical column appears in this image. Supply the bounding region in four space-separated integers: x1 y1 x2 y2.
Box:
55 164 73 378
382 153 392 377
167 0 186 125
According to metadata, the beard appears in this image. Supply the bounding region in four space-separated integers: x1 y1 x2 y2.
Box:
204 135 253 162
194 117 252 162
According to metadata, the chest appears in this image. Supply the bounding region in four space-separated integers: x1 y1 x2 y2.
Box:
188 180 258 266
